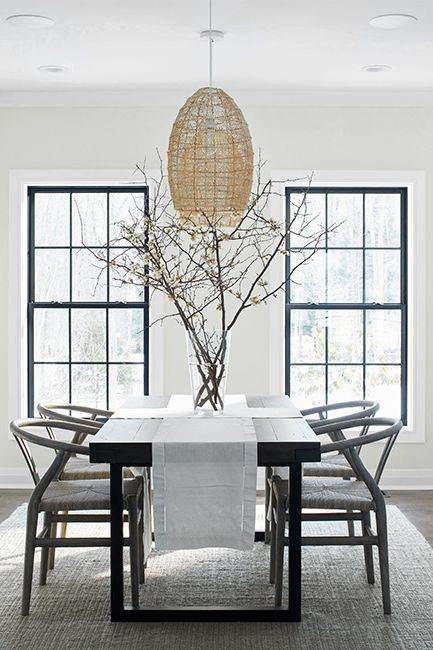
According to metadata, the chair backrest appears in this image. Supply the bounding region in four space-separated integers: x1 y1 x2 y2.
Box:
37 403 113 443
301 400 380 428
10 419 95 493
315 417 403 494
14 430 41 485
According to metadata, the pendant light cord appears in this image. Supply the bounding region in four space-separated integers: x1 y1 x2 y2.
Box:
209 0 213 88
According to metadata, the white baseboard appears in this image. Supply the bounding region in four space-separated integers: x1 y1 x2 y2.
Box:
1 467 433 491
0 468 38 489
379 469 433 491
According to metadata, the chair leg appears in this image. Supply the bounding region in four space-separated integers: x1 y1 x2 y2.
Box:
60 511 68 539
274 493 286 607
127 497 140 608
264 467 272 544
39 512 51 586
22 504 39 616
347 510 355 537
362 512 375 584
138 507 145 584
342 477 355 536
269 481 277 584
48 521 57 570
48 509 67 570
376 504 391 615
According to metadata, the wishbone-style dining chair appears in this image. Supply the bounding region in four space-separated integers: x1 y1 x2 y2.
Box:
11 418 145 615
301 399 380 478
264 400 380 543
37 402 113 426
37 403 118 552
37 403 113 481
269 417 403 614
38 402 152 568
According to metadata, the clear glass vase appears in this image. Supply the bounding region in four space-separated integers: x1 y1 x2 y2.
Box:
186 329 231 414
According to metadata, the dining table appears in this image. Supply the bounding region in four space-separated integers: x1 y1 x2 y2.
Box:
89 394 320 622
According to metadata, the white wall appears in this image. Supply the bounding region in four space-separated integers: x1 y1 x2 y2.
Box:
1 105 433 481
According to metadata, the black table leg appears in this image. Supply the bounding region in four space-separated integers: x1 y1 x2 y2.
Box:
107 461 303 622
110 463 124 621
288 462 302 621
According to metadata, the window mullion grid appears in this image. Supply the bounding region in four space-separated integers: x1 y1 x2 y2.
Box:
27 306 35 415
105 307 110 410
28 186 150 416
285 187 407 422
106 192 110 410
27 189 35 415
362 192 366 401
143 308 148 394
68 308 72 405
68 192 73 405
286 361 400 366
324 192 329 404
286 192 292 306
142 186 149 393
285 192 292 396
400 189 408 423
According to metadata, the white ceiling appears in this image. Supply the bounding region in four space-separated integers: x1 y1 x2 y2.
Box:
1 0 433 103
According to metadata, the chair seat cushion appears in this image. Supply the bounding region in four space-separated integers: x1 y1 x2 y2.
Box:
303 454 354 479
60 456 135 480
39 477 142 512
301 477 375 512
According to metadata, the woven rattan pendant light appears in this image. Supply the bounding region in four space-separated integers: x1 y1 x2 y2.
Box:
168 0 253 227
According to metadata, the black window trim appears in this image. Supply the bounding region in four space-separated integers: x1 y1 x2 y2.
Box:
284 186 408 424
27 185 150 416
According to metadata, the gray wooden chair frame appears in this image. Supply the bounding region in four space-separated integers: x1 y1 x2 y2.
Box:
37 403 119 548
37 402 115 474
264 400 380 543
303 399 381 537
269 417 402 615
37 402 114 437
10 418 145 615
301 399 380 429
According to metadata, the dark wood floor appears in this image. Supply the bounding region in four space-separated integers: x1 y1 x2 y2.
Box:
1 488 432 546
384 490 433 546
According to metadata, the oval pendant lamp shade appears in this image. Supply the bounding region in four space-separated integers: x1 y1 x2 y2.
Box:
168 86 253 227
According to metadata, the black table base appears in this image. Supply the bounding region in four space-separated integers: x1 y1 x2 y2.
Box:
110 462 302 622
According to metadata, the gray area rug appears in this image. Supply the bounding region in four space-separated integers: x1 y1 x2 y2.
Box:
0 504 432 650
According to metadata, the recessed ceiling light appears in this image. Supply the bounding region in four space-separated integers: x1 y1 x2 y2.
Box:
362 64 392 73
38 65 68 73
6 14 54 29
369 14 417 29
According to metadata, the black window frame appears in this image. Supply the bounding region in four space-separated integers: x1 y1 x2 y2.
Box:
27 185 150 416
285 186 408 424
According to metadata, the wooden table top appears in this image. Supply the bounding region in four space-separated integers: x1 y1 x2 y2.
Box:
89 395 320 466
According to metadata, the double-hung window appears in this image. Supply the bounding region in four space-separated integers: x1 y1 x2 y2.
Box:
27 186 149 416
285 187 407 423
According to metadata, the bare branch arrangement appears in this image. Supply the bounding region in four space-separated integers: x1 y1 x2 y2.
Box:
92 157 336 411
